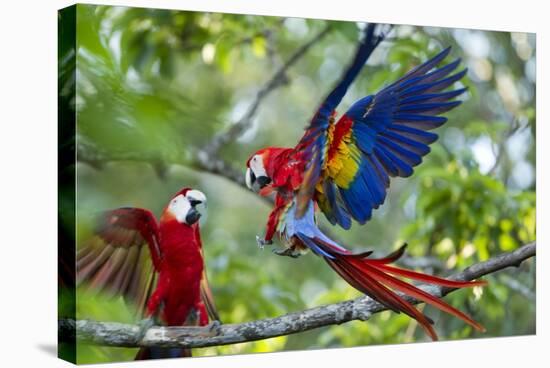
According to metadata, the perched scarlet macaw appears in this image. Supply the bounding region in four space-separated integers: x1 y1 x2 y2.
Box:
245 24 485 340
77 188 218 359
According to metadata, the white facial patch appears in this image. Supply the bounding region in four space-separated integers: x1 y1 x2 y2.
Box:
245 168 253 189
249 155 267 178
167 194 191 223
187 189 207 226
185 189 207 204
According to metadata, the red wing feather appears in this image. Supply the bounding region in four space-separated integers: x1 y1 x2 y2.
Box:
95 208 162 269
194 225 220 322
200 273 220 322
77 208 161 316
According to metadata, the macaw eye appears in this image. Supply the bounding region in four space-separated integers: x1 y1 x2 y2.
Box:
189 199 201 206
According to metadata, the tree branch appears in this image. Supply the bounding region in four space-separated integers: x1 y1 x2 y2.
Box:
77 140 248 187
201 24 332 157
59 242 535 349
77 23 332 186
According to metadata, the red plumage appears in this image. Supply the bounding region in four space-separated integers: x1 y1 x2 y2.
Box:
146 212 206 325
77 187 217 359
244 26 485 340
322 244 486 340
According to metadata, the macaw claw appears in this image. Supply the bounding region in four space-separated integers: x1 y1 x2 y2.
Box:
208 320 222 336
137 317 156 342
256 235 273 249
272 248 301 258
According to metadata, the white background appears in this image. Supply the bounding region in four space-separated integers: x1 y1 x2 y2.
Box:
0 0 546 366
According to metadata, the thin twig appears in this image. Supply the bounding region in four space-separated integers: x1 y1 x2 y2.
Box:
77 24 332 184
498 273 536 301
487 118 528 176
77 140 247 187
201 24 332 157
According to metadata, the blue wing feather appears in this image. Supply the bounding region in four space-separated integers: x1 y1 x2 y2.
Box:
366 154 390 188
295 24 389 219
373 145 400 177
386 124 439 144
397 100 461 114
325 48 466 227
380 130 431 156
377 136 423 167
293 30 465 229
324 180 353 229
353 124 378 153
400 88 467 105
340 183 372 223
361 158 386 206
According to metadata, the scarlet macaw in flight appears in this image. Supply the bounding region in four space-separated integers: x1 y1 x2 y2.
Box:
245 24 485 340
77 188 219 359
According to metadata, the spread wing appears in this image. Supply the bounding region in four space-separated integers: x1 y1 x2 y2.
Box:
76 207 162 315
295 23 388 217
297 40 467 228
317 47 466 228
194 225 220 322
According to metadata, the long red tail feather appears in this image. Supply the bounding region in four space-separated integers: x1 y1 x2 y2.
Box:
316 239 485 340
355 259 486 332
377 263 487 288
328 258 438 340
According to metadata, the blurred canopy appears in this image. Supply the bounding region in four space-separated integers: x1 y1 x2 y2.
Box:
62 4 535 363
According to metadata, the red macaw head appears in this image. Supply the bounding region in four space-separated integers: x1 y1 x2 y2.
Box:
245 147 291 196
162 187 207 225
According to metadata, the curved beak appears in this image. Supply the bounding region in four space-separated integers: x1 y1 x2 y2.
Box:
256 176 271 188
185 190 207 225
245 167 271 193
185 207 201 225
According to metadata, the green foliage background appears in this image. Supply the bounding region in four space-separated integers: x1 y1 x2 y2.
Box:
63 4 535 363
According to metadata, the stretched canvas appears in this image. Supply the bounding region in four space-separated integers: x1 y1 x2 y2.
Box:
58 3 536 364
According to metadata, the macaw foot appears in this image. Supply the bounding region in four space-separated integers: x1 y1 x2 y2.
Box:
272 247 301 258
256 235 273 249
207 320 222 336
137 316 156 342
